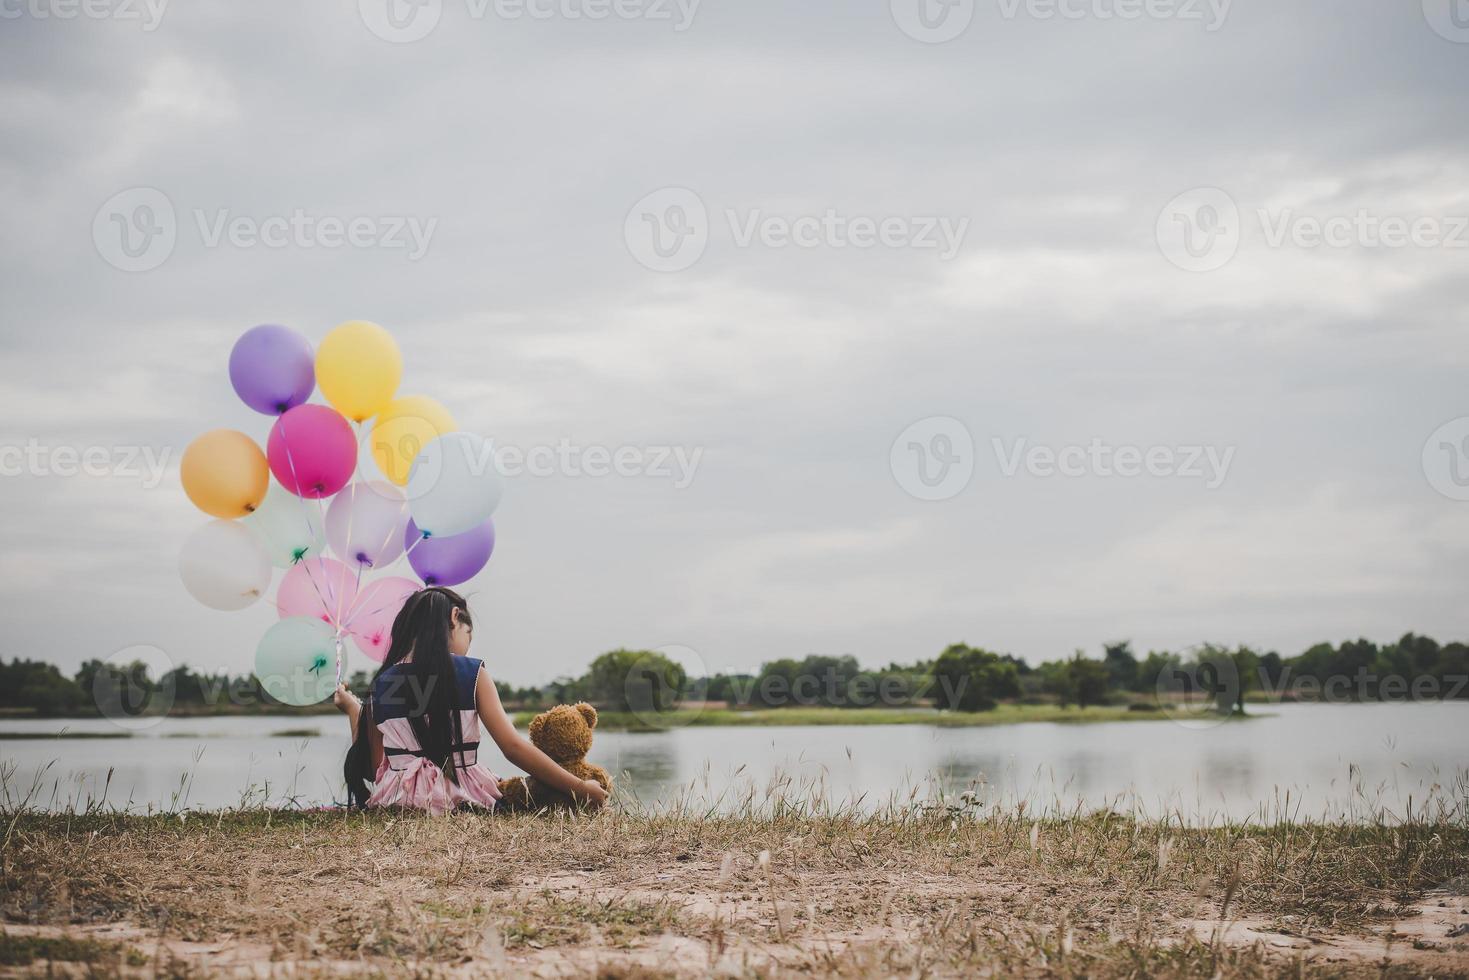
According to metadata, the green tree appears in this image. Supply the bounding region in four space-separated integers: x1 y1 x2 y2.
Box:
1067 653 1111 709
1102 640 1138 692
580 649 686 714
0 659 86 715
930 644 1021 712
1139 650 1183 695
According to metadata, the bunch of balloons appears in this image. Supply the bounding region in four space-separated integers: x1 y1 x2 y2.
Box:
178 321 503 706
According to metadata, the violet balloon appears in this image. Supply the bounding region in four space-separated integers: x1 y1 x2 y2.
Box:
267 404 357 499
229 324 315 415
326 481 409 569
404 518 494 586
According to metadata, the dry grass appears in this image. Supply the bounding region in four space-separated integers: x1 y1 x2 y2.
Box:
2 781 1468 979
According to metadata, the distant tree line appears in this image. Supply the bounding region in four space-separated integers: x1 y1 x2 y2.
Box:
1 633 1464 717
501 633 1468 715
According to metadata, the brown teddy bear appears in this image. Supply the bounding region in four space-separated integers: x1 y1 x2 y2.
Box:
496 702 612 812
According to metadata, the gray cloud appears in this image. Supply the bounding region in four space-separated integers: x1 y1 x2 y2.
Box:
1 0 1466 685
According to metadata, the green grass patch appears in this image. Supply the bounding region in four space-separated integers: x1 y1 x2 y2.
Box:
502 892 683 948
514 702 1172 731
0 931 133 966
0 730 131 739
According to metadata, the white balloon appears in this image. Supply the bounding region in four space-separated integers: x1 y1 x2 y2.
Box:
179 520 272 611
325 481 410 569
406 432 503 538
243 480 326 568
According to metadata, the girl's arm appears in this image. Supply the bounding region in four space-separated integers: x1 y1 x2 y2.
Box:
475 668 608 804
333 683 361 738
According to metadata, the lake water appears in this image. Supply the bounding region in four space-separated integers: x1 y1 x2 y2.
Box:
1 703 1464 823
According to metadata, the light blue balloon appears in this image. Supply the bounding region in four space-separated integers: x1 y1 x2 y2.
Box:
406 432 503 538
255 616 339 707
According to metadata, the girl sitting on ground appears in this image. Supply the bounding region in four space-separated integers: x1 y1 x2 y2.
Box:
334 586 607 813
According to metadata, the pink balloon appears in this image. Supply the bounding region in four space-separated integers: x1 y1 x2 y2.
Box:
343 576 419 663
276 557 360 628
267 404 357 499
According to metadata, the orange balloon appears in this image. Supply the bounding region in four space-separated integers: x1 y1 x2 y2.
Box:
181 430 269 518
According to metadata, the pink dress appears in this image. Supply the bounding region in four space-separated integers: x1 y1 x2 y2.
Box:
365 656 502 815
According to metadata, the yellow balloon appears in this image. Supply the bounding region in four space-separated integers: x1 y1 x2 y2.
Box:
369 396 458 485
315 320 402 423
181 430 269 518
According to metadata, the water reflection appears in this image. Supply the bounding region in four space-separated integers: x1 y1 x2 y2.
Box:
0 702 1464 822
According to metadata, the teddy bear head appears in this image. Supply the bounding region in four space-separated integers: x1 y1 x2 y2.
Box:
527 701 598 762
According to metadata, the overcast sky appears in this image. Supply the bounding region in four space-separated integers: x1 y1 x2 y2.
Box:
1 0 1466 686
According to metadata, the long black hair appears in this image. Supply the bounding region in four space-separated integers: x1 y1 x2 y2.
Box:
344 586 473 807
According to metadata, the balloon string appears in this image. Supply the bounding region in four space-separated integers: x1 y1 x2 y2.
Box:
338 483 362 629
335 420 374 630
340 590 406 633
369 529 427 578
338 487 411 628
342 560 366 632
314 494 340 624
338 531 425 633
275 411 338 628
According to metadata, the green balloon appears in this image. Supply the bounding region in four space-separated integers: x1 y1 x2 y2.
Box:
243 480 326 568
255 616 339 707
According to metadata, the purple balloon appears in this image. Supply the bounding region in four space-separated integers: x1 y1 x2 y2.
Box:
404 518 495 587
229 324 315 415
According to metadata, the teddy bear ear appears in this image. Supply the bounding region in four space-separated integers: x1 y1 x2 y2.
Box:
575 702 598 729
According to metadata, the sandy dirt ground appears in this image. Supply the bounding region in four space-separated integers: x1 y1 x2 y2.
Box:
2 809 1466 977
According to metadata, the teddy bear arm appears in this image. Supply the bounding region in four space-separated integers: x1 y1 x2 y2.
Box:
583 763 612 792
497 776 532 812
